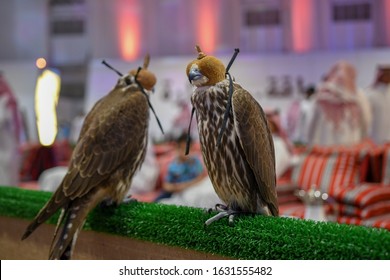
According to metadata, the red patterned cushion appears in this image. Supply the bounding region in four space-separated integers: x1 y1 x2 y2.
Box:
327 200 390 219
276 181 297 193
278 194 301 205
279 203 305 218
291 146 369 194
365 146 383 183
277 168 293 185
276 181 300 205
382 145 390 185
330 184 390 207
335 213 390 231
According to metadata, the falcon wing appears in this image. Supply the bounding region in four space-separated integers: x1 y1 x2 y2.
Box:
232 85 279 216
77 83 125 141
63 87 149 199
22 86 150 239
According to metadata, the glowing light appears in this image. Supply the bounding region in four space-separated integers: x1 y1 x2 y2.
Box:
197 0 218 54
385 0 390 46
291 0 313 53
36 57 47 69
118 0 140 61
35 69 61 146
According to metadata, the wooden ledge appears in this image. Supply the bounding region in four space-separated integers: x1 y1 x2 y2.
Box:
0 216 228 260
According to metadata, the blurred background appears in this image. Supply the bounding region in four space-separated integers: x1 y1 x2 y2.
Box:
1 0 389 191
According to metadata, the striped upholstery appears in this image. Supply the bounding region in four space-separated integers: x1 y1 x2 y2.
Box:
327 200 390 219
291 146 369 194
276 174 301 205
277 140 390 230
367 146 384 183
278 195 301 205
382 145 390 185
279 203 305 219
334 214 390 231
330 184 390 207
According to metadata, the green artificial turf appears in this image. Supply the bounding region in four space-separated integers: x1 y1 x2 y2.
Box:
1 186 390 259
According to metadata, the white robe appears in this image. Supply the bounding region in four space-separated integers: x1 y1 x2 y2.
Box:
366 84 390 144
291 97 316 145
307 88 372 146
0 96 20 186
273 135 294 178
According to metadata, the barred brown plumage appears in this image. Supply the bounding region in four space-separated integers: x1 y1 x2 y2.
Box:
21 55 157 259
186 46 279 225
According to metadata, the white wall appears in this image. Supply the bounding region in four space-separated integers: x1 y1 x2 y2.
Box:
0 0 48 60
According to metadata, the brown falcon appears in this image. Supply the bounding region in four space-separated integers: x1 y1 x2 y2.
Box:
186 46 279 225
22 55 157 259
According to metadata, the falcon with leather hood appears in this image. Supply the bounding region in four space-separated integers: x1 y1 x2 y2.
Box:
186 46 278 225
22 55 157 259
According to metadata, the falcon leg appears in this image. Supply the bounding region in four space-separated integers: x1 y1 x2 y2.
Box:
123 195 138 204
205 211 230 226
205 203 228 214
100 196 137 208
99 199 115 208
204 204 242 226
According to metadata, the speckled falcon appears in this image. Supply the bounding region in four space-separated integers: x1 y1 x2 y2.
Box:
186 46 278 225
22 55 157 259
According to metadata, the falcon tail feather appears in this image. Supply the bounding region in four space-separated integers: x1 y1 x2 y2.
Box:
48 199 89 260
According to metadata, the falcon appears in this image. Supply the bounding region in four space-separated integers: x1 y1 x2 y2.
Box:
186 46 279 225
22 55 157 259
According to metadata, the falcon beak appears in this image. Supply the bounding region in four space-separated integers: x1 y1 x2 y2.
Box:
188 68 203 83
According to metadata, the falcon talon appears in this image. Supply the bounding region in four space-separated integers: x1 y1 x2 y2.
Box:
204 208 241 226
228 214 235 226
215 203 228 212
123 196 138 204
99 199 115 208
204 211 230 226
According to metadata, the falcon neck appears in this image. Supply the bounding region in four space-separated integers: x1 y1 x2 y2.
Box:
193 79 229 97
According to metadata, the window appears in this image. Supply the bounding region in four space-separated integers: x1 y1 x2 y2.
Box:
245 9 281 26
50 19 84 35
333 2 371 22
49 0 84 6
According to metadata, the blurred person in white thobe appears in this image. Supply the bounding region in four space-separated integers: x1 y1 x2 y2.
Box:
307 61 372 146
366 66 390 144
0 74 22 186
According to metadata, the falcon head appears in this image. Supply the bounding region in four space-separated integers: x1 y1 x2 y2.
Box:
186 45 226 87
130 54 157 91
118 54 157 91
